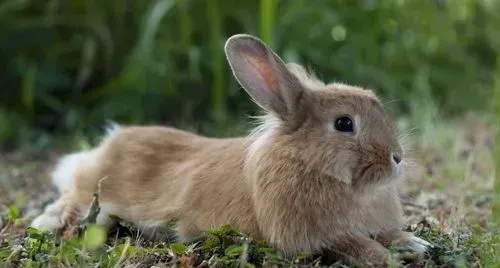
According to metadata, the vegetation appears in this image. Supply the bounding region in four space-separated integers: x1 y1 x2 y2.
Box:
0 0 498 267
0 0 497 148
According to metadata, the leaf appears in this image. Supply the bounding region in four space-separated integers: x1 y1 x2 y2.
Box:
471 224 486 235
83 224 107 249
224 245 243 257
116 243 138 256
21 63 36 115
8 204 21 221
26 227 44 240
34 253 49 262
170 242 188 255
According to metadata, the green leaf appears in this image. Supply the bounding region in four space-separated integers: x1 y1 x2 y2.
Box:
83 225 107 249
8 204 21 221
224 245 243 257
21 63 36 116
26 227 44 240
170 242 187 255
116 243 138 256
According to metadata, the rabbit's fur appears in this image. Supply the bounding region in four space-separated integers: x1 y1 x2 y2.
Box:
32 34 430 266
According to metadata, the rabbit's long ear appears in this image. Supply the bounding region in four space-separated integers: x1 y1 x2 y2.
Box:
225 34 303 120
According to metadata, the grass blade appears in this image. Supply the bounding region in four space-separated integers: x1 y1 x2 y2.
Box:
260 0 276 45
207 0 225 123
21 63 36 117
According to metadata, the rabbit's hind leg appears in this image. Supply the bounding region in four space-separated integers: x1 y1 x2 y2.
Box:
31 191 77 232
31 192 117 232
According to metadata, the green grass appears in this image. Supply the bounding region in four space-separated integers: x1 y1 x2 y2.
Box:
0 0 496 148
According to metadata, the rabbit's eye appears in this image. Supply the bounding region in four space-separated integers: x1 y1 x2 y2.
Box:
334 116 354 132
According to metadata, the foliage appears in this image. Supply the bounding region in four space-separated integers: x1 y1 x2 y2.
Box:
0 222 496 267
0 0 497 149
491 0 500 243
202 224 293 267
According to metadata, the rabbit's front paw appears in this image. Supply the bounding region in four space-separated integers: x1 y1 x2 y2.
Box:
395 233 433 262
403 234 432 253
375 230 432 254
393 232 432 253
30 213 65 231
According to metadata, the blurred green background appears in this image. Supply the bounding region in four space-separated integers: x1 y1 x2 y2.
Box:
0 0 497 150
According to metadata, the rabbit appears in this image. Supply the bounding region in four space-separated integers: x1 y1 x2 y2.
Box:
31 34 431 266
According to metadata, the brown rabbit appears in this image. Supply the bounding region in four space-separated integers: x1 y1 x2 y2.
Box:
32 34 430 266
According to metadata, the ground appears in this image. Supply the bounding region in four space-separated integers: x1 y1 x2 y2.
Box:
0 115 498 267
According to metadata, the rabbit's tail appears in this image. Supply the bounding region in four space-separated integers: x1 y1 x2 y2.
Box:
52 121 122 193
51 150 93 192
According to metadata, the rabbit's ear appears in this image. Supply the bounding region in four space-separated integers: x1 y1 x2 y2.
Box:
225 34 302 119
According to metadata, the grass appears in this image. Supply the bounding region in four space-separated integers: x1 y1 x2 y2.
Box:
0 114 497 267
1 0 496 148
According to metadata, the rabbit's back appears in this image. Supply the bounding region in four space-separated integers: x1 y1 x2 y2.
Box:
71 126 260 237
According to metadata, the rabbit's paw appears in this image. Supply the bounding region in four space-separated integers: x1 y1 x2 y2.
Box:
30 213 65 231
393 233 432 253
403 235 432 253
376 230 432 253
392 233 433 262
30 196 68 232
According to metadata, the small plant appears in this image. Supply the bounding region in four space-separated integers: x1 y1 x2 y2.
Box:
201 225 317 267
7 204 23 227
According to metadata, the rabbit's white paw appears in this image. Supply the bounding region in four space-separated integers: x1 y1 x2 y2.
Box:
30 197 66 231
30 213 64 231
400 234 432 253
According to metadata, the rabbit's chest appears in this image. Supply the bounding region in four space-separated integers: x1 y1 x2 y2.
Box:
333 187 404 236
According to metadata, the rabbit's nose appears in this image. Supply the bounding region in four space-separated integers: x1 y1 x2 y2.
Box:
392 154 402 164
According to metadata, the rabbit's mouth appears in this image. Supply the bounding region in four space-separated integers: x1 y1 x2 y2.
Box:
354 163 397 187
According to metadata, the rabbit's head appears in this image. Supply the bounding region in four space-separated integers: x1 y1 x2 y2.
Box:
225 34 402 189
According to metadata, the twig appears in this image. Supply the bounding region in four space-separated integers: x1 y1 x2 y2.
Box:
81 176 108 226
0 222 10 236
81 192 100 225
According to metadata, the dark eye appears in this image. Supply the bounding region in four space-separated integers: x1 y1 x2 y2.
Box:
334 116 354 132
